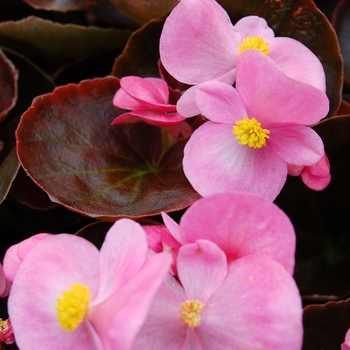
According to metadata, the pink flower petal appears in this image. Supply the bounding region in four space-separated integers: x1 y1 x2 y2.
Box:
161 212 182 243
233 15 275 40
268 125 324 166
177 240 228 302
8 234 100 350
196 81 247 123
112 110 186 127
95 219 148 304
236 50 329 126
178 193 296 274
91 252 172 350
301 153 331 190
3 233 52 283
0 263 10 297
160 0 239 85
197 254 303 350
269 37 326 92
183 122 287 200
342 329 350 350
133 275 188 350
176 85 201 118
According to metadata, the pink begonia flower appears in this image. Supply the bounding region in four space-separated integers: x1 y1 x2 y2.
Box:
183 50 329 201
160 0 326 116
111 76 187 126
133 240 303 350
3 233 52 283
7 219 171 350
288 153 331 191
156 192 296 275
342 329 350 350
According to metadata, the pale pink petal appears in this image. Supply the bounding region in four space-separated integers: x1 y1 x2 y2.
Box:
144 77 170 102
233 15 275 40
236 50 329 126
176 85 201 117
8 234 100 350
196 81 247 123
91 252 172 350
268 125 324 166
177 240 227 302
95 219 148 304
197 255 303 350
3 233 52 283
269 37 326 92
183 122 288 200
160 0 239 84
111 112 145 125
161 212 182 243
178 193 296 274
342 329 350 350
133 275 188 350
182 328 202 350
301 153 331 190
113 87 145 110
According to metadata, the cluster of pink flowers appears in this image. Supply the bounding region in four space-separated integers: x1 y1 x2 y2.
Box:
2 0 338 348
112 0 331 201
3 192 303 349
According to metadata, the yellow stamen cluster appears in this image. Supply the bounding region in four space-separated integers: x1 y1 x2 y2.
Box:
233 116 270 148
239 36 270 55
56 283 91 332
179 299 205 328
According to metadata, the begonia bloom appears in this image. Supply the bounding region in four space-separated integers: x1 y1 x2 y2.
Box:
160 0 326 116
158 192 296 275
111 76 186 126
183 50 329 200
7 219 171 350
134 240 303 350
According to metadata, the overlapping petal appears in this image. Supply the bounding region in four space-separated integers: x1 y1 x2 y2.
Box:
159 0 238 85
183 122 288 200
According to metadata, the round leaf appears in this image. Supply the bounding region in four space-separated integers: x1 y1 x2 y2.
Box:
16 76 200 220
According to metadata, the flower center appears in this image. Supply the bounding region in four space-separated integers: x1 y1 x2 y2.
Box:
56 283 91 332
179 299 205 328
239 36 270 55
233 116 270 148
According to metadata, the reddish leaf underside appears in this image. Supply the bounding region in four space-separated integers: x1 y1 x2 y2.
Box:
0 49 18 123
16 76 200 220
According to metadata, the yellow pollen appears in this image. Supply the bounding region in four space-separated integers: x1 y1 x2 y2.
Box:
233 117 270 148
56 283 91 332
179 299 205 328
239 36 270 55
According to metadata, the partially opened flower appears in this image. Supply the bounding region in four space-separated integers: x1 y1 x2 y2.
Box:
160 0 326 116
183 50 329 200
7 219 171 350
134 240 303 350
111 76 186 126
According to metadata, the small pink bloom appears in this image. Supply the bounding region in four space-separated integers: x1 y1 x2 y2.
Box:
134 240 303 349
7 219 171 350
111 76 187 126
183 50 329 200
159 192 297 275
160 0 326 116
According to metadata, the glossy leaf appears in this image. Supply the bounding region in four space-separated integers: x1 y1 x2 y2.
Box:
0 48 55 206
112 19 163 78
0 17 131 74
0 49 18 123
220 0 343 117
303 298 350 350
108 0 178 24
23 0 101 11
16 76 200 220
333 0 350 85
275 115 350 297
